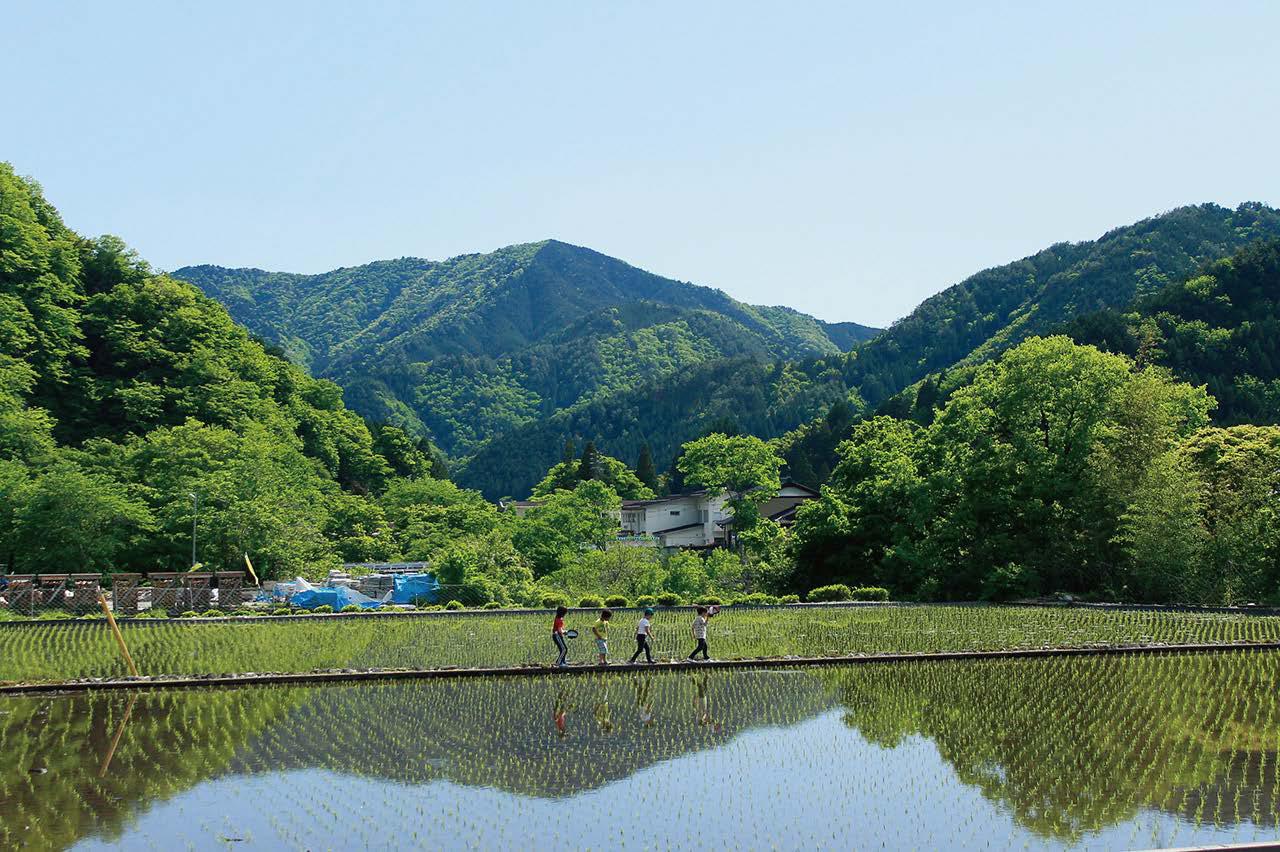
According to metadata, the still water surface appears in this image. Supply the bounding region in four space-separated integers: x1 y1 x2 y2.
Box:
3 652 1278 850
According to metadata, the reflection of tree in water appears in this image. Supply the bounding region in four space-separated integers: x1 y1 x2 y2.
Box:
825 651 1280 841
0 688 302 850
5 653 1279 849
229 670 833 798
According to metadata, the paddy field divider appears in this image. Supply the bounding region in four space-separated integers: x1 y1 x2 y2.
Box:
4 638 1280 696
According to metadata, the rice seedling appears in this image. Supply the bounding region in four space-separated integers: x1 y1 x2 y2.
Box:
3 604 1280 684
1 651 1278 849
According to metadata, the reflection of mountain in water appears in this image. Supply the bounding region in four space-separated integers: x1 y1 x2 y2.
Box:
228 669 837 797
3 653 1279 850
0 687 303 850
824 651 1280 841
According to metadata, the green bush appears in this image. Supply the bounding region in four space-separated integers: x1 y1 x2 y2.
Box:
655 592 683 606
483 601 502 609
604 595 629 608
76 613 103 620
634 595 657 608
340 605 362 613
231 609 257 617
731 593 778 606
540 593 569 609
577 595 604 608
37 610 73 620
807 584 852 602
778 594 801 604
445 600 465 611
179 610 200 619
311 605 334 614
271 607 293 616
851 586 890 602
137 607 170 619
200 609 222 618
696 596 723 606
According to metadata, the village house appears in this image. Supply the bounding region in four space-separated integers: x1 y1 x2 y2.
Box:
501 482 819 549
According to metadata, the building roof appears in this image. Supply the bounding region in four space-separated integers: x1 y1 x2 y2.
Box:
653 522 705 536
620 490 711 509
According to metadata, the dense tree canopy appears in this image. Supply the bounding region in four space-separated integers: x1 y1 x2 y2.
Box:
791 336 1233 603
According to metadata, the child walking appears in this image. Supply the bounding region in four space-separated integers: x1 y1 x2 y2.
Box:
551 605 569 667
592 608 612 664
630 607 656 664
687 605 717 661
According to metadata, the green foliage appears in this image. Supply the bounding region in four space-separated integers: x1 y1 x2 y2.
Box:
531 450 654 500
540 593 568 609
460 356 864 500
655 592 683 606
511 480 621 576
177 241 878 466
603 595 629 608
311 605 334 614
808 584 852 602
444 600 465 611
1065 239 1280 426
778 594 800 604
792 335 1235 604
634 443 659 493
577 595 604 608
634 594 657 607
731 593 778 606
850 587 890 602
0 163 418 577
678 432 783 534
781 205 1280 488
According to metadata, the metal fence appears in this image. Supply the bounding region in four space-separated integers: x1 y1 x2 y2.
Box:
0 572 247 617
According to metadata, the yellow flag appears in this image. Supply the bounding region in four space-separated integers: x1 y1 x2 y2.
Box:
243 552 259 586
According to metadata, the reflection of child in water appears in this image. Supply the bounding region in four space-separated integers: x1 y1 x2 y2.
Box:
554 689 568 738
693 675 722 734
594 684 613 733
634 677 655 727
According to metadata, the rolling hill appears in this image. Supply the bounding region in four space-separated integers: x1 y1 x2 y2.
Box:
175 241 879 461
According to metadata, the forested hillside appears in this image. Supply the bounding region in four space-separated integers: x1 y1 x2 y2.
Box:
1063 239 1280 425
0 164 432 576
780 203 1280 485
176 242 878 460
458 356 864 499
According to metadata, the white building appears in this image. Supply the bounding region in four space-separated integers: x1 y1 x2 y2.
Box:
618 490 730 548
502 482 820 550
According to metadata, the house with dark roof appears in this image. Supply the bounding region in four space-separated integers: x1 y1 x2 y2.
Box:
618 489 730 548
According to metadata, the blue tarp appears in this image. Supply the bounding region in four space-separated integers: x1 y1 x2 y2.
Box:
391 573 440 605
258 578 384 610
291 586 382 611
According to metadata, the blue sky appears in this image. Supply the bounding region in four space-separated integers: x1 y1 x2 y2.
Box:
5 1 1278 326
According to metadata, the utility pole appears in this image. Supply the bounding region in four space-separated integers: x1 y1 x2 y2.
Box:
189 492 199 568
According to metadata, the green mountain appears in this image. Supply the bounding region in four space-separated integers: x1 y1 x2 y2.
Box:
0 163 423 576
1064 237 1280 425
174 241 879 460
781 202 1280 485
459 355 863 498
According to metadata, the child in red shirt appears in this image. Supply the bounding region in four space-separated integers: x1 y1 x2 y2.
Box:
552 605 569 667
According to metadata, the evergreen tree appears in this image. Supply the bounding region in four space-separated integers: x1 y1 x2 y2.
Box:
634 443 659 492
577 441 600 481
561 437 577 465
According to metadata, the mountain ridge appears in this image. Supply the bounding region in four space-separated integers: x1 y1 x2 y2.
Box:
174 240 880 460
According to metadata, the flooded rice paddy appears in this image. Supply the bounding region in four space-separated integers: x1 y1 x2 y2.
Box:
2 650 1278 850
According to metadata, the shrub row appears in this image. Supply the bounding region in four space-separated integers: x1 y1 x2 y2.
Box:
806 584 891 602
